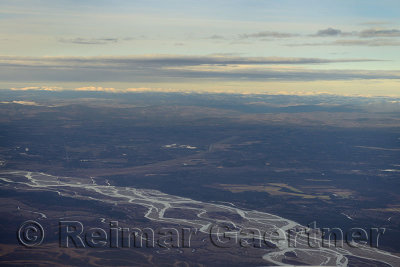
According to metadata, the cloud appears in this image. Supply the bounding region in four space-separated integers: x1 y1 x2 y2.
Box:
207 35 226 40
209 27 400 42
0 100 42 106
359 28 400 38
239 31 298 39
311 27 400 38
10 86 62 91
290 26 400 46
269 91 332 96
311 27 356 37
7 85 182 93
335 39 400 46
3 86 394 98
289 39 400 47
0 55 397 83
75 86 118 92
0 54 384 68
74 86 181 93
314 27 343 37
74 87 182 93
59 38 119 45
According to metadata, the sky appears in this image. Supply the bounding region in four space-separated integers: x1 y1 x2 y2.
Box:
0 0 400 96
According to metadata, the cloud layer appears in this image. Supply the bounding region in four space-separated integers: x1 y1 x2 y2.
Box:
224 27 400 46
239 31 298 39
59 38 119 45
0 55 397 83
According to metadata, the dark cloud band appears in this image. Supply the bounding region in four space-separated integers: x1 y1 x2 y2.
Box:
0 55 396 83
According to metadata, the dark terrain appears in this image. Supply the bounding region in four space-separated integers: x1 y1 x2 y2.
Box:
0 90 399 266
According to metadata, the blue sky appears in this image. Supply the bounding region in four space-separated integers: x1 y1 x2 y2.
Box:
0 0 399 96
